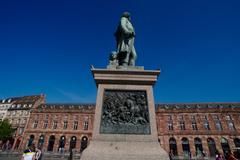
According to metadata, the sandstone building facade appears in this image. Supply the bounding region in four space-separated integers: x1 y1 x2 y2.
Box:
21 102 240 158
0 95 45 150
20 104 95 153
1 95 240 158
156 103 240 158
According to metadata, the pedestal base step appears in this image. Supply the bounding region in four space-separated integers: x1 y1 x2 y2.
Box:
81 141 169 160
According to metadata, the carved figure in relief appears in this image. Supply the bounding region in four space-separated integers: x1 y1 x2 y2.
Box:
101 91 149 126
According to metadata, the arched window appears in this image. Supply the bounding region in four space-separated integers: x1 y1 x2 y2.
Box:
80 136 88 153
194 138 203 156
58 136 66 152
47 135 55 152
69 136 77 151
234 138 240 148
38 135 44 148
234 138 240 159
207 138 217 157
182 138 190 157
169 137 178 156
221 137 231 157
28 135 34 147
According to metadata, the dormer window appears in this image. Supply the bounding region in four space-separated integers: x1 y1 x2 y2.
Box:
17 104 21 108
2 99 5 103
29 104 33 108
23 104 27 108
8 99 11 103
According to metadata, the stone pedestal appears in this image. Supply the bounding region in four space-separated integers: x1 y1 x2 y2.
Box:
81 68 169 160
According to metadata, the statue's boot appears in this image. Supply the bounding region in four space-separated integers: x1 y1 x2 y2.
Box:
129 59 135 66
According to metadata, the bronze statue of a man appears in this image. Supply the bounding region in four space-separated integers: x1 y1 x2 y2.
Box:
114 12 137 66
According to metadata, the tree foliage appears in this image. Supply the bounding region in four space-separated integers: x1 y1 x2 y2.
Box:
0 119 14 141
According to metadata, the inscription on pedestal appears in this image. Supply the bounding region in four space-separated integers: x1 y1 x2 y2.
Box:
100 90 151 134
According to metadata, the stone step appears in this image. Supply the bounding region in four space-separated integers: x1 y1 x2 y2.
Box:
0 152 22 160
0 152 81 160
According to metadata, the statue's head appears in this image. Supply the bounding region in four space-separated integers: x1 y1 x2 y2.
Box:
122 12 131 19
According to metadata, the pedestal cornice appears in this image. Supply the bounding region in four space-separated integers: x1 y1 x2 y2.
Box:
91 68 161 86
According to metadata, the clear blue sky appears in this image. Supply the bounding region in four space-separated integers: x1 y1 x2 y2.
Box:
0 0 239 103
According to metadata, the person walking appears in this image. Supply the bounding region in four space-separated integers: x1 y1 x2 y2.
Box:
21 143 36 160
35 147 42 160
216 152 224 160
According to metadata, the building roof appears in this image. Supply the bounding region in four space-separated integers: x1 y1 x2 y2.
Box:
36 103 95 113
7 95 45 110
37 102 240 112
156 102 240 110
0 98 13 104
1 94 240 111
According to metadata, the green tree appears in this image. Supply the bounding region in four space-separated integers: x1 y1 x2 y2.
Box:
0 119 14 141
